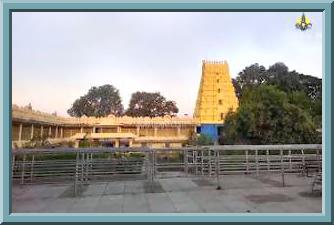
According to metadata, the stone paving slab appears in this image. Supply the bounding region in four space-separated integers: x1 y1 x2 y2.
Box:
187 189 252 213
13 184 68 200
159 177 197 192
268 174 315 187
67 196 101 213
95 195 123 213
143 181 165 193
12 174 322 213
13 198 50 213
146 193 177 213
103 182 125 195
40 198 76 213
124 181 145 194
219 175 270 189
167 192 203 213
122 193 150 213
82 183 107 197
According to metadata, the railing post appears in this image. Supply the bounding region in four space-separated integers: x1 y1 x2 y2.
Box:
216 150 221 190
81 153 85 183
255 150 259 176
74 151 79 196
90 153 93 178
21 154 26 184
301 149 305 175
201 150 204 175
89 153 91 181
30 154 35 182
150 150 154 191
245 150 249 174
288 150 292 170
209 150 212 176
316 149 321 171
144 151 150 180
85 153 89 182
12 155 15 178
194 150 198 175
153 150 156 178
218 150 221 176
266 150 270 171
280 149 285 187
184 149 188 176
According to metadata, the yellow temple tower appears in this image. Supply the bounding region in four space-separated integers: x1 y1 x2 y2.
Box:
194 60 239 140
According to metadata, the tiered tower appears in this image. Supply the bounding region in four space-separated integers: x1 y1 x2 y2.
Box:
194 60 239 141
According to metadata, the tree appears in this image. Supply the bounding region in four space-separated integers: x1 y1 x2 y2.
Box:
288 91 322 129
234 62 322 101
25 103 33 110
223 85 320 144
219 110 238 144
125 92 178 117
233 62 322 129
67 84 124 117
232 78 242 99
268 62 289 74
236 63 268 92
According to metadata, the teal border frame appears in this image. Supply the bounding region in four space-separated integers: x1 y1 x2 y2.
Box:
1 0 332 223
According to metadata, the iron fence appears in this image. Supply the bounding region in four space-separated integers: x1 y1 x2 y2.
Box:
12 144 322 195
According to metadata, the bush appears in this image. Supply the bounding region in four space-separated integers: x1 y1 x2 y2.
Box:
129 152 145 158
58 140 76 148
21 136 52 149
79 139 90 148
194 134 214 146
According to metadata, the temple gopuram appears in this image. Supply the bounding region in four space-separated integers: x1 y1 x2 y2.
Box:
194 60 239 140
12 60 239 149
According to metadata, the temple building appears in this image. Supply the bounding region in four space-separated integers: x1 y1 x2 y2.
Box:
12 60 238 149
12 105 197 149
194 60 239 141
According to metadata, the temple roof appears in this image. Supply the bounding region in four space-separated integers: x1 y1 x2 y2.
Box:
12 105 198 126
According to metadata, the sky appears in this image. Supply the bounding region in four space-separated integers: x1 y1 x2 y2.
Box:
12 12 323 117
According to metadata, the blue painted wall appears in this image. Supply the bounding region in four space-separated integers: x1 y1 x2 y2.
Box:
200 124 223 142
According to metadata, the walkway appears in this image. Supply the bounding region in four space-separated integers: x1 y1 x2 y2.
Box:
12 174 321 213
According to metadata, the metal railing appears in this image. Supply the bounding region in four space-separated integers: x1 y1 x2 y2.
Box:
12 144 322 195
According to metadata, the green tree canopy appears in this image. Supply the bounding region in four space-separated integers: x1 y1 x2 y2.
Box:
125 92 178 117
231 62 322 130
233 62 322 100
67 84 124 117
288 91 322 128
235 63 268 90
223 85 320 144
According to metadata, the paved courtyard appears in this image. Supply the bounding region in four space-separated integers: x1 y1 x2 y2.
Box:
12 174 321 213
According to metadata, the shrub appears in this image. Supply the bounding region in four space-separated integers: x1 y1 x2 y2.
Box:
79 139 90 148
195 134 214 146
